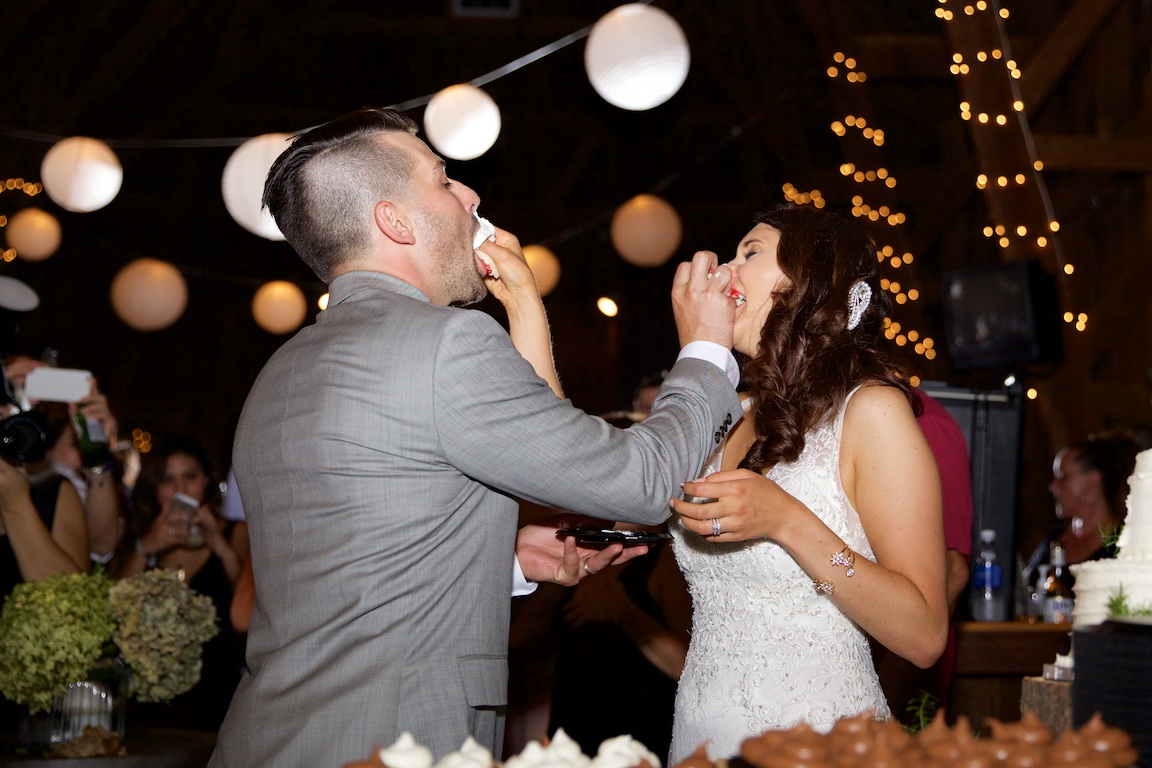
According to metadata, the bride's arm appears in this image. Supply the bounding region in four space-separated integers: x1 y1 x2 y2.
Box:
479 230 563 399
810 385 948 667
676 385 949 668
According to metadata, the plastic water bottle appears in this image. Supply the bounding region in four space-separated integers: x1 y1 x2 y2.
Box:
971 529 1008 621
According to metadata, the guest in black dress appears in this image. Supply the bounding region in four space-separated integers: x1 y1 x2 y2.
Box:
0 423 90 731
111 434 249 732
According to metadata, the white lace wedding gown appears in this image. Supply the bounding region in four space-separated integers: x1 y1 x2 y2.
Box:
669 389 889 762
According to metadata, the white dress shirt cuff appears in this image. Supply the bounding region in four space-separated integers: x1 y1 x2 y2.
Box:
678 341 740 388
512 556 538 597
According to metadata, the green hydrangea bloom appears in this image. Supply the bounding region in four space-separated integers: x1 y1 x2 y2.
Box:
0 572 116 713
109 569 218 703
0 568 219 712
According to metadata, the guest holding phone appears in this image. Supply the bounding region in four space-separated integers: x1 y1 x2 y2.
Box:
4 354 127 564
0 354 91 599
111 434 247 731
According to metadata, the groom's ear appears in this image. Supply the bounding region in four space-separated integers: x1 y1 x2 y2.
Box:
374 201 416 245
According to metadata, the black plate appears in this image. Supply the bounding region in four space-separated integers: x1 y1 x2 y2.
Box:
556 528 672 546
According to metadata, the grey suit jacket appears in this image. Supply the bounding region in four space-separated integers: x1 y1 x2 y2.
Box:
209 271 739 767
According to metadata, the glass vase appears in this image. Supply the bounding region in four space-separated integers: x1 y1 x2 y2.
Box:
19 660 128 748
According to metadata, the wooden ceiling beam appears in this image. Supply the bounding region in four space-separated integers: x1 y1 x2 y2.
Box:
1032 134 1152 171
1018 0 1120 117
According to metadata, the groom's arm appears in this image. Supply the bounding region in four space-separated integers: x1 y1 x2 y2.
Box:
436 317 739 512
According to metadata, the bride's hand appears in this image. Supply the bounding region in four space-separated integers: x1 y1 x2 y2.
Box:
671 470 806 543
479 227 539 305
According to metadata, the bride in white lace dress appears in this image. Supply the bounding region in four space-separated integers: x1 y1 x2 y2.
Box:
668 204 950 761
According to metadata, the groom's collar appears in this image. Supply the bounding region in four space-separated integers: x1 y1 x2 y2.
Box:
327 270 431 306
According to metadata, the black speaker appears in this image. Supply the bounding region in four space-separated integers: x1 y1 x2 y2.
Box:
941 260 1063 371
921 382 1025 619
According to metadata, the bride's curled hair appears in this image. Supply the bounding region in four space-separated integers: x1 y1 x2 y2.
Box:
739 203 919 475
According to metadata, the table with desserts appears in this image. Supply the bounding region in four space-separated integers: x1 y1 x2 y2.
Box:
0 728 215 767
949 620 1072 729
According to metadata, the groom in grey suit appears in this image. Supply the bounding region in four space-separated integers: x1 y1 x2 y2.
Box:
209 108 741 768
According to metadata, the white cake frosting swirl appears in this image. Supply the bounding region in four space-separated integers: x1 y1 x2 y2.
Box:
590 735 661 768
378 733 435 768
434 736 494 768
503 729 591 768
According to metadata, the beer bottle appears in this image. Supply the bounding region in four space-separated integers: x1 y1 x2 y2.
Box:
1043 543 1076 624
75 413 113 469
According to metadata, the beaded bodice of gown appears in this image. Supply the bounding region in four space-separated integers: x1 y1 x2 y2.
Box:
669 387 889 762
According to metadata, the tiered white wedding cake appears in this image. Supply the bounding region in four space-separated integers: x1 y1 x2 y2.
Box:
1070 448 1152 627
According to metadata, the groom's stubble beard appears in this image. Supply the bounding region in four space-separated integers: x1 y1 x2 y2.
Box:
417 206 487 307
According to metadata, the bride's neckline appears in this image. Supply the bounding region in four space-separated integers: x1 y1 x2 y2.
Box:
719 404 756 472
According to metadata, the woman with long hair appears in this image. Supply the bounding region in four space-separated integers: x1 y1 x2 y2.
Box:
670 203 949 759
112 434 247 731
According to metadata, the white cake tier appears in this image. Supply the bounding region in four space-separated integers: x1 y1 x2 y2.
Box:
1070 559 1152 628
1119 451 1152 559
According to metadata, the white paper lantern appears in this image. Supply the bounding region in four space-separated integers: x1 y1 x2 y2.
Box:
40 137 123 212
424 84 501 161
610 194 682 267
252 280 307 334
222 133 292 241
523 245 561 297
0 276 40 312
110 258 188 332
5 208 62 261
585 4 690 111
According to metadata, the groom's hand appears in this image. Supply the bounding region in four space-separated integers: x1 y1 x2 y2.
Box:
672 250 735 350
515 516 649 587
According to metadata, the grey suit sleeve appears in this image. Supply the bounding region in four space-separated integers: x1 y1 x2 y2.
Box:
433 311 740 524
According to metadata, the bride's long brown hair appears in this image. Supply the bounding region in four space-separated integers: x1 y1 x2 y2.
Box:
739 204 919 474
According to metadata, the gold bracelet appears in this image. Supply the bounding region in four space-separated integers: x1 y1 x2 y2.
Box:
830 546 856 577
813 579 834 595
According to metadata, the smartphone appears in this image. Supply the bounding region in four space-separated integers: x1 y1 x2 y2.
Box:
171 492 206 547
556 528 671 546
23 367 93 403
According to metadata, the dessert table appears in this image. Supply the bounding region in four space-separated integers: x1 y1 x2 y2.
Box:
0 728 215 767
949 620 1072 729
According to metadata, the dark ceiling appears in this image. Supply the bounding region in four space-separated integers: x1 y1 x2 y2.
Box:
0 1 1121 473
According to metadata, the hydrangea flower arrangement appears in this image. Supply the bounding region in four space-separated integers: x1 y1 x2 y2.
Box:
110 569 218 702
0 569 218 713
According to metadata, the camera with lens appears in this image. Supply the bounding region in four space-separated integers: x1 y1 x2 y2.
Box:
0 409 49 464
0 282 50 464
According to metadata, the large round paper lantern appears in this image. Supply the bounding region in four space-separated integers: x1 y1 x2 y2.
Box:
110 258 188 331
252 280 307 334
40 137 123 212
424 84 501 161
523 245 561 297
610 194 682 267
222 133 292 241
585 4 690 111
5 208 62 261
